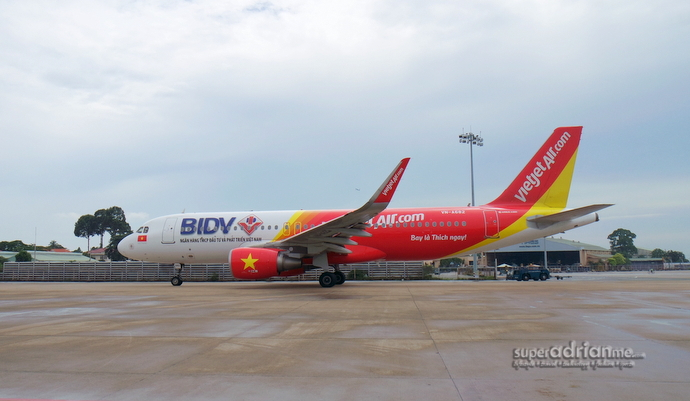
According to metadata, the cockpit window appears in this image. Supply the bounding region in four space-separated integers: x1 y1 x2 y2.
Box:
136 226 150 233
143 226 149 233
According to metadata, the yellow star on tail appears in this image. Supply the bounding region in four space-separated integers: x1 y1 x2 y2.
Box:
241 253 259 270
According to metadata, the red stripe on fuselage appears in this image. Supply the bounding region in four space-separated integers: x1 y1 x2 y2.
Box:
355 207 525 260
275 206 527 261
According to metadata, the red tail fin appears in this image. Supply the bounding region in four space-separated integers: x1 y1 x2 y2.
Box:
488 126 582 209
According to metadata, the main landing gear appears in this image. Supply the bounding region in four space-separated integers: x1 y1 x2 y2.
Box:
171 263 184 286
318 268 346 288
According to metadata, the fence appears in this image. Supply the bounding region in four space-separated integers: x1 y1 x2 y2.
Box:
0 260 425 282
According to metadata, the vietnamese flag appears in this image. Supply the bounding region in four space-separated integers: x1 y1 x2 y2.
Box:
137 235 147 242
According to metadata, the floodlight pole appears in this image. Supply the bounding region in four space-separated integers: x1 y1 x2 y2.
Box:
459 131 484 279
469 136 476 206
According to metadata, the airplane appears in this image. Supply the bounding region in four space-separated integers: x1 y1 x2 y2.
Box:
118 126 612 287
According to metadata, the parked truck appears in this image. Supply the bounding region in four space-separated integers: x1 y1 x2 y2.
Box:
507 266 550 281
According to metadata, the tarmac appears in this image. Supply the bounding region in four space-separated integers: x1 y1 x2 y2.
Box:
0 271 688 401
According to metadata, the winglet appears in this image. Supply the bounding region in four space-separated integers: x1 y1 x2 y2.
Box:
267 158 411 251
371 158 410 205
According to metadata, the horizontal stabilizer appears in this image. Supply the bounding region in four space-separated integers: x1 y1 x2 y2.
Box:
527 204 613 229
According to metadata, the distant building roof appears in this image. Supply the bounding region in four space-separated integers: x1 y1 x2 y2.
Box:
636 248 653 257
489 237 608 253
86 248 108 262
0 251 94 262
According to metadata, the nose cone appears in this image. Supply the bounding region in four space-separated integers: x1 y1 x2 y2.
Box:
118 233 136 260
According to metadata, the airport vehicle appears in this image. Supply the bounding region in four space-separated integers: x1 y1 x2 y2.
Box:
118 126 611 287
507 266 551 281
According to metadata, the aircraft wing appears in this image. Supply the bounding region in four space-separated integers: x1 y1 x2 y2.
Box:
259 158 410 260
527 204 613 229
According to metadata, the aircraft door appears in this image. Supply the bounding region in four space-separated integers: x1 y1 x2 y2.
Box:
483 210 500 239
162 217 177 244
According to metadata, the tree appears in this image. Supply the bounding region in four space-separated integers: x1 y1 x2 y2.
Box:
666 250 688 263
607 228 637 259
15 250 32 262
439 257 464 267
94 206 132 248
93 209 108 248
608 253 628 266
651 248 665 259
74 214 99 252
0 240 30 252
105 233 130 261
75 206 132 250
650 248 687 263
48 240 65 249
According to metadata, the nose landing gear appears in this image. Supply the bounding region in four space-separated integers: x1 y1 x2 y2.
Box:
171 263 184 286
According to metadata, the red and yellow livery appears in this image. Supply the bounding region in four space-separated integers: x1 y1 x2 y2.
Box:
119 127 611 287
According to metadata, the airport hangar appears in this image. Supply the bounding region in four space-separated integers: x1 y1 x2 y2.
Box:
479 237 611 268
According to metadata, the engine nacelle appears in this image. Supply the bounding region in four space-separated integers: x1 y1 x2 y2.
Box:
230 248 303 280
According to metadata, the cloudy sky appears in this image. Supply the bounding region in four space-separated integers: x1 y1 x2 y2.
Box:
1 0 689 257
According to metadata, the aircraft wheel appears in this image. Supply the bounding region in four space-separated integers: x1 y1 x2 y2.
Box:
334 271 346 285
522 273 531 281
539 273 548 281
319 272 336 288
171 276 183 286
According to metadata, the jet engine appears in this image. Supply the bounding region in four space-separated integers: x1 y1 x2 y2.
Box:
230 248 304 280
